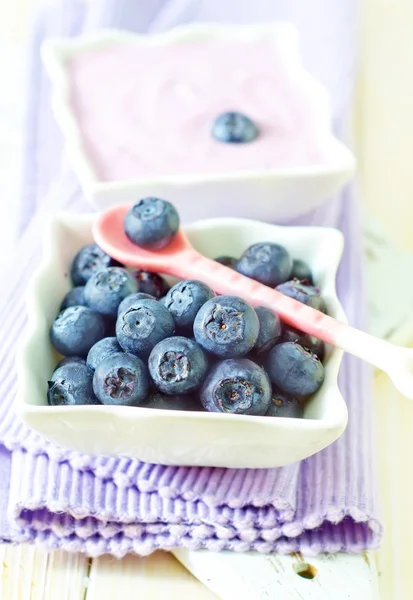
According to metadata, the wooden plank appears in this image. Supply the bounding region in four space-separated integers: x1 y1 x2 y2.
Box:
85 551 217 600
354 3 413 595
173 549 379 600
0 545 90 600
356 0 413 252
372 373 413 600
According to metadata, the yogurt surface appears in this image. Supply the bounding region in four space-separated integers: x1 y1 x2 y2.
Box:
67 40 332 181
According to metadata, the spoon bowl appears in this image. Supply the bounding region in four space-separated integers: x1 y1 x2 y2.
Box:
93 203 193 273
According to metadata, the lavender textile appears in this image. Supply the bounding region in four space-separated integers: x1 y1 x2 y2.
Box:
0 0 382 557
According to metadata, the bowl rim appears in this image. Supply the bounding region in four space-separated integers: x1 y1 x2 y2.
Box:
15 213 348 437
41 22 356 198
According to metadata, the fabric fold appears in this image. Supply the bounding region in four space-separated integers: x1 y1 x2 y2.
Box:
0 178 382 555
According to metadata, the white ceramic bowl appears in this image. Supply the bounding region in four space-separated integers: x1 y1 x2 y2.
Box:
42 23 355 223
16 215 348 469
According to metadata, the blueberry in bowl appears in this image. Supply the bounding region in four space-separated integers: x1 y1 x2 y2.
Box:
235 242 292 287
266 342 325 398
131 269 170 299
282 325 325 360
265 388 303 418
86 336 122 371
148 336 209 395
276 279 327 313
214 256 237 269
50 305 106 357
70 243 121 286
200 358 271 416
93 352 149 406
84 267 137 318
60 286 86 311
290 259 313 284
252 306 282 357
116 297 175 359
55 356 86 369
117 292 156 317
140 390 204 411
163 280 215 334
48 362 99 406
193 295 259 358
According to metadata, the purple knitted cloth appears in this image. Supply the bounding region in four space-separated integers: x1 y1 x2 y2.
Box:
0 0 382 556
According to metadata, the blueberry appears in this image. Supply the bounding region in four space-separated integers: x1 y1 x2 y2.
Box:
149 336 208 395
86 337 122 371
211 112 259 144
253 306 282 357
132 269 170 299
84 267 137 317
236 243 292 287
104 316 118 337
200 358 271 415
215 256 237 269
276 280 326 313
116 298 175 359
124 197 180 250
118 292 156 317
50 306 105 357
265 388 303 418
266 342 324 397
282 325 325 360
48 362 99 405
163 280 215 333
93 352 149 406
290 259 313 284
141 390 203 411
70 243 121 286
193 295 259 358
60 287 86 311
55 356 86 369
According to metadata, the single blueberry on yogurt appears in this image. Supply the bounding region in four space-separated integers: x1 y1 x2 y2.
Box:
211 112 260 144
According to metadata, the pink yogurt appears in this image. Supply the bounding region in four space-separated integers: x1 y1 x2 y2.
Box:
67 41 331 181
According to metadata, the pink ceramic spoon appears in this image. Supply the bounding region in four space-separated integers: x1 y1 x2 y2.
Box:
93 204 413 399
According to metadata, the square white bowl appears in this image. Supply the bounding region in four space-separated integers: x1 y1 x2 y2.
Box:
42 23 355 223
16 215 348 469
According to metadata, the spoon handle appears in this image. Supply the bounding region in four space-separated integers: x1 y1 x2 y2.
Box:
181 249 413 399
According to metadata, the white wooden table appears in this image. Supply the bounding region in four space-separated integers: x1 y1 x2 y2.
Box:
1 0 413 597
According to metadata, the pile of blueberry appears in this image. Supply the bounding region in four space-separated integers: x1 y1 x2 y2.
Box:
47 198 326 419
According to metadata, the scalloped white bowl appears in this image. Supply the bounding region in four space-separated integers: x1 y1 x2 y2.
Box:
42 23 355 223
16 215 348 468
